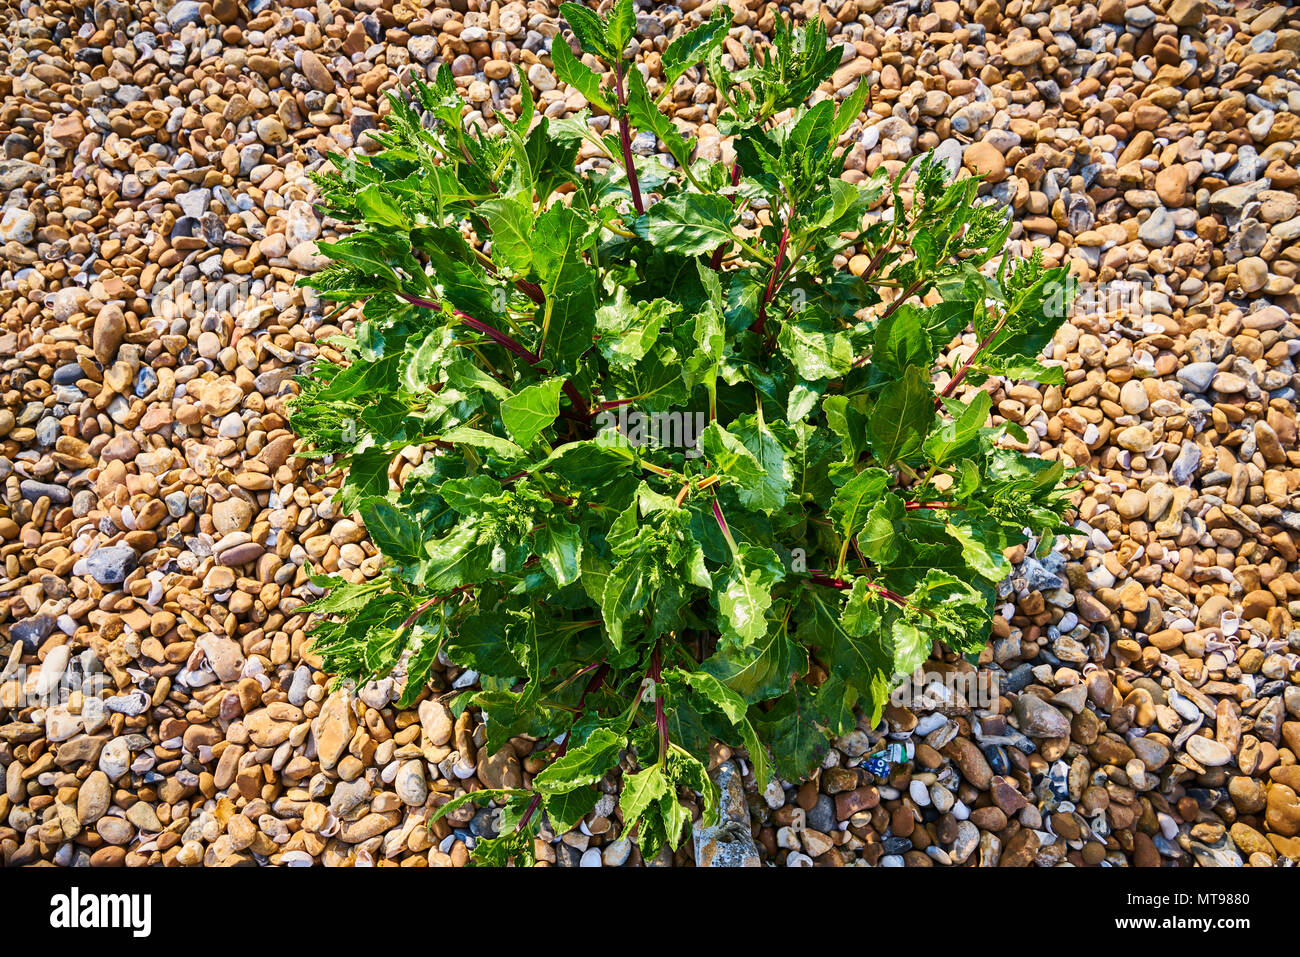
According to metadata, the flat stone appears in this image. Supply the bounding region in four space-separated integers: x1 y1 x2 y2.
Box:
83 546 138 586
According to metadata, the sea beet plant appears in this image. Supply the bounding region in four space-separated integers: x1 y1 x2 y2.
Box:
290 2 1075 865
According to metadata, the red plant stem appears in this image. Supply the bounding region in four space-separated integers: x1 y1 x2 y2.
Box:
710 497 737 553
860 240 893 284
904 501 958 511
872 584 910 606
396 291 591 419
399 595 443 631
515 661 610 834
557 384 592 423
753 222 789 337
935 314 1007 409
878 278 923 324
650 644 668 766
475 251 546 306
515 279 545 306
708 161 743 271
458 312 540 363
808 570 851 590
596 397 637 411
397 586 474 632
773 254 800 291
807 569 910 608
613 63 645 216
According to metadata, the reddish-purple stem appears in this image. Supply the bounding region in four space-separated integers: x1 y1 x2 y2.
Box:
808 570 851 590
515 279 545 306
710 497 732 543
613 63 645 216
515 661 610 834
807 569 910 608
397 291 591 419
596 397 638 411
753 222 790 337
650 644 668 766
879 278 923 324
935 315 1007 409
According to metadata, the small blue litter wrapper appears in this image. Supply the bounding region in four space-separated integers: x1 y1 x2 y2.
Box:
864 756 890 777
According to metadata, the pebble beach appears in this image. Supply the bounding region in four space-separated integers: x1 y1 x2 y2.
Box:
2 0 1300 868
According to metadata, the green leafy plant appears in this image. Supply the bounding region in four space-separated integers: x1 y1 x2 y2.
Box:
290 1 1075 866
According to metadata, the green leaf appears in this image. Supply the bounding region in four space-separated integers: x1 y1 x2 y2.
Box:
867 366 934 464
501 377 566 447
716 544 783 648
634 191 736 257
532 201 598 369
828 467 890 536
857 492 905 565
532 727 626 794
923 390 991 466
440 426 525 459
944 518 1011 582
814 674 858 737
731 414 794 514
661 7 730 88
595 293 675 368
890 618 931 677
699 422 764 488
800 586 893 726
480 195 534 274
777 316 855 380
543 786 600 833
626 66 696 170
975 354 1066 385
599 553 651 651
755 683 828 781
872 307 936 380
541 440 637 489
535 515 583 585
619 763 671 833
444 609 524 677
550 35 615 113
445 358 511 400
702 619 808 703
560 1 615 60
354 184 410 229
358 498 424 565
422 521 495 590
605 0 636 57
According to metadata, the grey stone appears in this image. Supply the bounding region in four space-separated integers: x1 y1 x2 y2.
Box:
693 761 761 867
1176 361 1218 393
1170 442 1201 485
84 545 138 585
0 160 45 191
1138 206 1174 246
1012 694 1071 738
806 794 835 834
166 0 203 29
11 614 55 652
20 479 71 505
